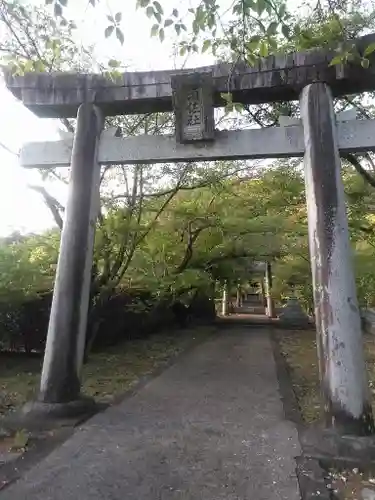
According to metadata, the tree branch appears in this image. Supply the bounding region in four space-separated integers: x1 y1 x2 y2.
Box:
28 185 64 229
344 153 375 188
108 163 256 202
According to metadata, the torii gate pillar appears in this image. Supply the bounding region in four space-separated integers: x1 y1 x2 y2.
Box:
265 262 276 318
222 281 229 316
301 83 374 435
24 103 103 417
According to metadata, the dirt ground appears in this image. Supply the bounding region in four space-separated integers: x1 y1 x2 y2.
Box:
277 328 375 500
277 328 375 423
0 325 215 491
0 325 215 417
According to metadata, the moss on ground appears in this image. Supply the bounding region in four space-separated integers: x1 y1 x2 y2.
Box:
0 325 215 416
276 328 322 423
277 328 375 424
277 328 375 500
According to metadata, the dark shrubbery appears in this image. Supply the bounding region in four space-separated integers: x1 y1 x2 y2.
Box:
0 289 216 354
86 290 175 352
0 293 51 353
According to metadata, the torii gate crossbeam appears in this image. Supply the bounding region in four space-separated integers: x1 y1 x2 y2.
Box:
19 118 375 168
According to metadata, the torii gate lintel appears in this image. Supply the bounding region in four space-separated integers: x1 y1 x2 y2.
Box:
5 32 375 118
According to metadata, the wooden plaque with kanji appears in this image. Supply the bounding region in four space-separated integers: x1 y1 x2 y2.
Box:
171 71 214 144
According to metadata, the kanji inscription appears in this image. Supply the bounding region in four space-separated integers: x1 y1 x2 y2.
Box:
185 88 202 127
171 72 214 144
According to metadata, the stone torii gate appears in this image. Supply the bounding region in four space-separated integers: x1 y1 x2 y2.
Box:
7 32 375 434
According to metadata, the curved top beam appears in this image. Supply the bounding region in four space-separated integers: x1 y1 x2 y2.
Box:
4 33 375 118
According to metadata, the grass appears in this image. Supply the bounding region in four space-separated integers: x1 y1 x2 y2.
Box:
277 329 375 424
0 325 215 417
327 468 375 499
276 328 322 423
277 328 375 500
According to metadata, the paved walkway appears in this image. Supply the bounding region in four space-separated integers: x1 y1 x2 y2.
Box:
1 328 301 500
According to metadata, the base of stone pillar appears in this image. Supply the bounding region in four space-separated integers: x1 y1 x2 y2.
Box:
300 424 375 459
0 396 100 435
21 395 98 422
265 308 276 319
15 396 99 423
0 396 101 434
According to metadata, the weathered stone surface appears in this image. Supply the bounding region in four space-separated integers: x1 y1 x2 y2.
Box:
221 281 229 316
279 298 310 326
362 487 375 500
300 425 375 462
0 428 10 440
301 82 373 434
19 118 375 169
5 33 375 118
295 457 331 500
0 451 22 465
265 262 276 318
21 398 98 421
38 103 103 404
171 71 214 143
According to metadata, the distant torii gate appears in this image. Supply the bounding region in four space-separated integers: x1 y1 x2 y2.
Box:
7 32 375 435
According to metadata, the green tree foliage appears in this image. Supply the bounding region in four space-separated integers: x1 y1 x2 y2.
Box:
2 163 375 313
0 0 374 73
0 231 59 302
36 0 375 67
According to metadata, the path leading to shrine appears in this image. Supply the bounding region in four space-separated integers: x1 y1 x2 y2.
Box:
1 327 301 500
